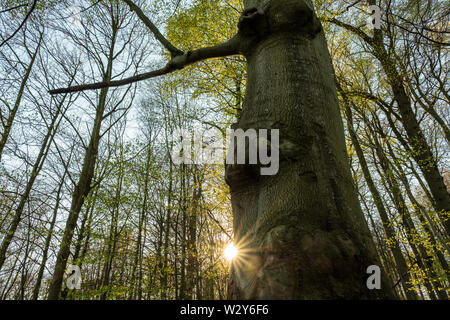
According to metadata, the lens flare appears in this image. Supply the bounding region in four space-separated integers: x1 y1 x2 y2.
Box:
224 243 238 261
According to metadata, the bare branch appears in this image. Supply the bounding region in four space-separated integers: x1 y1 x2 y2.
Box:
383 15 450 46
323 17 374 46
122 0 183 57
0 3 28 14
0 0 38 48
49 36 241 95
345 0 363 11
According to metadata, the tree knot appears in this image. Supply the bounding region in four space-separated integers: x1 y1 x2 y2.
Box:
238 7 268 37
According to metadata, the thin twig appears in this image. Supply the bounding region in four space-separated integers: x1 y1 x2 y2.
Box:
0 0 38 47
0 3 28 14
122 0 183 57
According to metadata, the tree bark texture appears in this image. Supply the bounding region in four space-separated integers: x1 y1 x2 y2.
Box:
225 0 395 299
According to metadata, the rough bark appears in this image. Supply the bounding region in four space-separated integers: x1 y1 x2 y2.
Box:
225 0 395 299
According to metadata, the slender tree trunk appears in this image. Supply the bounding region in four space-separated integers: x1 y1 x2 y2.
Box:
32 172 66 300
186 171 200 299
173 207 180 300
372 136 445 300
100 156 124 300
329 0 450 235
47 28 117 298
0 90 66 271
362 198 403 299
382 134 449 298
72 193 97 265
339 93 418 299
63 189 97 300
179 164 187 299
161 160 173 299
17 215 32 300
386 109 449 241
370 31 450 236
0 245 21 299
78 196 97 270
0 33 42 161
129 146 151 300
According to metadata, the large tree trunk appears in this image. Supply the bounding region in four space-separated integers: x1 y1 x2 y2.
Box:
225 0 395 299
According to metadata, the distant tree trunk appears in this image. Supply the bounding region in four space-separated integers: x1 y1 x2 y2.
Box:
186 171 201 299
225 0 395 299
17 215 32 300
72 193 96 265
401 171 450 289
78 196 97 270
380 129 449 299
32 171 66 300
129 146 151 300
372 135 446 300
179 164 188 299
100 218 119 301
100 154 124 300
161 159 173 299
46 26 117 298
173 202 180 299
0 245 21 299
0 86 66 271
409 87 450 145
0 32 42 162
375 44 450 236
339 90 418 299
329 0 450 236
384 111 449 241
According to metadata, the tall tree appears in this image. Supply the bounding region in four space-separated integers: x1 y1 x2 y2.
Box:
327 0 450 235
47 2 139 299
50 0 396 299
